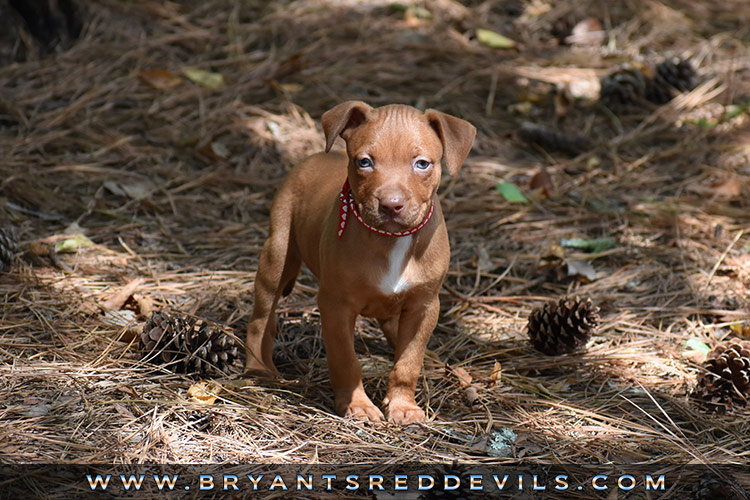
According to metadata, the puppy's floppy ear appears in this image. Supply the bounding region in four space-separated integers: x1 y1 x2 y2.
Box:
321 101 373 152
425 109 476 177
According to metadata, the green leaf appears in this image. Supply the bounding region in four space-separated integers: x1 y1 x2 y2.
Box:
723 104 746 121
388 2 408 12
476 28 516 49
496 182 528 203
182 68 225 89
409 6 432 19
55 234 94 253
210 141 230 159
587 197 624 215
389 3 432 19
696 117 717 130
684 338 710 355
561 237 616 253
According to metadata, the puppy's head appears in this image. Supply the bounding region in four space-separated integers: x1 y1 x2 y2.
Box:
322 101 476 233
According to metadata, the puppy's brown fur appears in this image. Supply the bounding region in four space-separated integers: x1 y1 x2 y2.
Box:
246 101 475 424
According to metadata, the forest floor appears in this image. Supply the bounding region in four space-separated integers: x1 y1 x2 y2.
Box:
1 0 749 494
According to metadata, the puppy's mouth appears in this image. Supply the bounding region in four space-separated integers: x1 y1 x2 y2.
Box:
358 200 428 233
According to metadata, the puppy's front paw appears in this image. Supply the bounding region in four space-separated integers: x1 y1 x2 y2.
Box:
384 398 425 425
337 398 385 422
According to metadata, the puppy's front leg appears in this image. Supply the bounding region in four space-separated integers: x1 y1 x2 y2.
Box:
383 296 439 425
318 292 384 422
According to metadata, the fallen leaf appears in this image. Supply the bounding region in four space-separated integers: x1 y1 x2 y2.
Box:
407 6 432 20
210 141 230 159
28 240 51 257
682 349 707 364
187 380 223 405
476 245 493 271
447 365 473 386
104 181 153 200
529 167 552 199
496 182 528 203
182 68 224 89
138 69 182 89
103 180 127 197
114 403 136 420
101 278 145 312
565 18 605 46
685 338 711 356
541 243 565 261
507 101 534 115
120 182 153 201
561 237 616 253
566 259 597 281
131 293 154 319
278 82 304 93
476 28 516 49
54 234 94 253
489 361 502 387
463 385 480 406
729 323 749 338
513 432 544 458
268 80 304 93
23 402 50 418
102 310 142 342
218 223 247 235
222 378 254 389
529 167 552 191
197 141 231 162
711 177 743 199
548 378 572 392
101 309 137 328
402 5 432 26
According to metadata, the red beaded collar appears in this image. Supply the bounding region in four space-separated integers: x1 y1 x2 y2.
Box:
337 179 434 239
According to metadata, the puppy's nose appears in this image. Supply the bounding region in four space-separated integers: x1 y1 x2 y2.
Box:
379 195 405 216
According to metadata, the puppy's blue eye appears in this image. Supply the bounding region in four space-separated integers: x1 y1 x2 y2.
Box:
356 157 372 169
414 159 431 170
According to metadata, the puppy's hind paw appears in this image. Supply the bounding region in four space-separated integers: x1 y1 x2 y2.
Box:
244 359 280 379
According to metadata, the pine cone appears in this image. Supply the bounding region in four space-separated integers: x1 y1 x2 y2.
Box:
527 297 600 355
646 57 697 104
599 66 648 107
692 340 750 413
518 122 591 157
691 471 748 500
140 311 240 378
0 226 19 272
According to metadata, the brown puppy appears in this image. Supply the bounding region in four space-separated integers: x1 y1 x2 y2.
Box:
245 101 475 424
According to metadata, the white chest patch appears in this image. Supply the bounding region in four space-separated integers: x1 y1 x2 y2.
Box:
380 236 412 295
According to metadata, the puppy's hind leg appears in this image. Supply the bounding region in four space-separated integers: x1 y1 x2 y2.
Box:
245 205 301 376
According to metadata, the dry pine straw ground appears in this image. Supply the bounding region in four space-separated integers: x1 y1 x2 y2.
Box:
0 0 749 469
